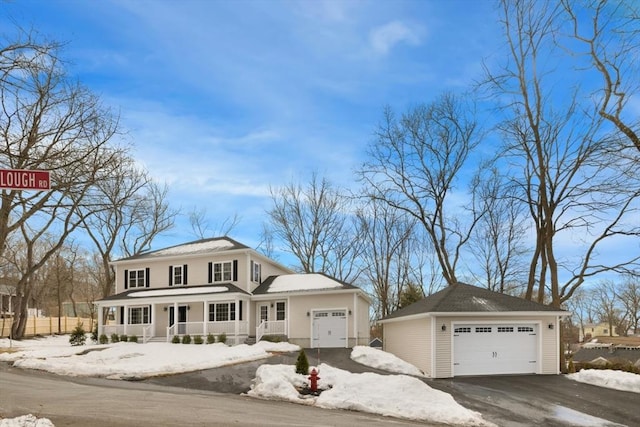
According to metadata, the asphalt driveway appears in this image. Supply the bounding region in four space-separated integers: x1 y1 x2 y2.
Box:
145 348 639 427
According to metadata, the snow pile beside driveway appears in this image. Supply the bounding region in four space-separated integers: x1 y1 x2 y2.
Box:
350 345 426 376
248 363 492 426
0 336 275 379
567 369 640 393
0 414 54 427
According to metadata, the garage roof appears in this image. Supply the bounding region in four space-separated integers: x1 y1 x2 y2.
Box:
383 282 567 320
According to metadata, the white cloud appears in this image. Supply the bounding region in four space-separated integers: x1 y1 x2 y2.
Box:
369 21 422 55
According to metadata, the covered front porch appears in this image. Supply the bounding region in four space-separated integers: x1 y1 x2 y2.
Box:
96 285 252 345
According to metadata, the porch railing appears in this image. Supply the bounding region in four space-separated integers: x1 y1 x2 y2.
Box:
166 321 249 342
142 324 153 343
256 320 286 342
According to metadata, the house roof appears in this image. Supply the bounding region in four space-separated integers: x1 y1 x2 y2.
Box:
113 236 249 262
572 347 640 364
97 283 250 303
383 282 567 321
252 273 360 295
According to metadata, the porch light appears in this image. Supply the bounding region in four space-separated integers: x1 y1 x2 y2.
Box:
441 324 446 332
163 307 168 311
548 323 554 330
348 310 352 315
187 305 191 310
306 312 310 317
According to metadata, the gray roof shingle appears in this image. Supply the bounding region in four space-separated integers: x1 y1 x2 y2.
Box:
383 282 567 320
113 236 249 262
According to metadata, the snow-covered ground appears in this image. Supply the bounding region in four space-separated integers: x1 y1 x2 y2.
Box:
566 368 640 393
0 335 491 426
2 335 639 427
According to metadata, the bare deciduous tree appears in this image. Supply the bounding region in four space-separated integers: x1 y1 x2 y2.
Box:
189 207 240 240
618 275 640 334
356 199 417 318
485 0 640 309
0 29 122 338
468 167 529 294
358 93 483 286
265 173 361 283
561 0 640 152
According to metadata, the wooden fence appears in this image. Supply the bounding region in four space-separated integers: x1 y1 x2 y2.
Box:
0 316 94 338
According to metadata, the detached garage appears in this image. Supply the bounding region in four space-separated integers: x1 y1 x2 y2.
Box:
380 282 568 378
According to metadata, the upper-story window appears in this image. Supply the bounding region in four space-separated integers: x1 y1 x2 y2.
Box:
213 261 232 282
128 269 146 288
252 261 261 283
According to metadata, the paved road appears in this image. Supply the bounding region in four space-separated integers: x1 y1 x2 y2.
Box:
429 375 639 427
0 363 426 427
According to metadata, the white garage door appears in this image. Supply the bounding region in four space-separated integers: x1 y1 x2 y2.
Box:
453 324 538 376
313 310 347 348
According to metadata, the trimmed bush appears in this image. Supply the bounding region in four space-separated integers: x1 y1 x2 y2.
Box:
69 324 86 346
99 334 108 344
261 335 282 343
111 333 120 343
182 334 191 344
128 335 138 343
194 335 203 344
218 332 227 344
206 333 215 344
574 361 640 375
171 335 181 344
295 349 309 375
120 334 128 343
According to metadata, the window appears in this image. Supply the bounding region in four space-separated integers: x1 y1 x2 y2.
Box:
128 269 146 288
332 311 345 317
276 302 286 321
603 329 608 334
173 265 183 285
213 261 232 282
128 306 150 324
454 327 471 333
252 261 261 283
475 327 492 333
498 327 514 333
315 312 328 318
518 326 534 333
208 302 237 322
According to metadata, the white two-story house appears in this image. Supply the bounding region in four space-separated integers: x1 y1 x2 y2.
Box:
95 237 371 348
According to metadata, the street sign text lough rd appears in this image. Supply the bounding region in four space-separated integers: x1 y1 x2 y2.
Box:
0 169 51 190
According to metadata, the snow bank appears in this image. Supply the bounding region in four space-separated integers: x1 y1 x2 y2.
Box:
567 369 640 393
248 363 491 426
0 414 55 427
350 345 425 376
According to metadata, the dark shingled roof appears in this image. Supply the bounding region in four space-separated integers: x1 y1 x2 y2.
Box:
252 272 360 295
114 236 249 262
572 347 640 364
383 282 566 320
97 283 250 303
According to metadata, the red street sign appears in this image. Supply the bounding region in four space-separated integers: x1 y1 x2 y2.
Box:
0 169 51 190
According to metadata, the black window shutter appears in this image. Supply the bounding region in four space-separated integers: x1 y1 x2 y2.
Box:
169 266 173 286
239 300 243 321
124 270 129 290
233 260 238 281
250 260 254 281
183 264 188 284
148 305 152 323
145 267 150 287
120 307 124 324
208 262 213 283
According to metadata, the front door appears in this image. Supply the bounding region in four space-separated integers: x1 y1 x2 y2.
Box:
258 304 269 325
169 306 188 334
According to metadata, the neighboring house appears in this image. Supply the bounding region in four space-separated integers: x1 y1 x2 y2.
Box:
369 337 383 348
0 285 38 318
95 237 370 348
379 282 568 378
579 322 618 342
572 346 640 368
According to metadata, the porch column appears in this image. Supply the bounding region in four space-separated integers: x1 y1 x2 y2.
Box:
150 304 156 337
123 304 129 335
353 293 358 346
97 303 103 336
203 301 207 337
173 302 178 334
234 297 239 344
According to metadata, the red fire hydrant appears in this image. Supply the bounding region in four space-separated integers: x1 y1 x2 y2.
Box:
308 368 320 393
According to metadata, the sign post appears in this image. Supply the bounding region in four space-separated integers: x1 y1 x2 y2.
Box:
0 169 50 190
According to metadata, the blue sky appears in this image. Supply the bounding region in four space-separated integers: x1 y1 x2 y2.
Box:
3 0 502 252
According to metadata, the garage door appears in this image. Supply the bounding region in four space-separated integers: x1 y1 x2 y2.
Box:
313 310 347 348
453 324 538 376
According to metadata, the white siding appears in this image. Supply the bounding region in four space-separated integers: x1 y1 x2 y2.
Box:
383 317 431 376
